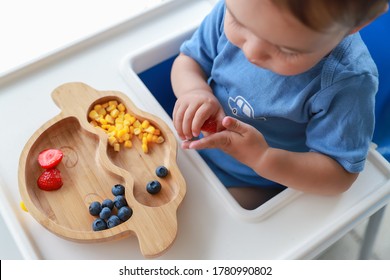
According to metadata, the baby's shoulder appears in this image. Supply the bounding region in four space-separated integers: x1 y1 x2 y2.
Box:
324 33 378 81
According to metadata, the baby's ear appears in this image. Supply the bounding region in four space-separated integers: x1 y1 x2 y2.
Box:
349 3 389 34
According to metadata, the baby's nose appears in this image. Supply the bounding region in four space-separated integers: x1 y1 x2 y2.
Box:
242 38 272 64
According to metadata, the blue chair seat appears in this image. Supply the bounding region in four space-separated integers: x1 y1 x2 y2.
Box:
360 11 390 161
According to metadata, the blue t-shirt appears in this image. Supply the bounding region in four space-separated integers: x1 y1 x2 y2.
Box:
180 0 378 188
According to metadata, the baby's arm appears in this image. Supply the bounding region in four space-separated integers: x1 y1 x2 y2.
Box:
188 116 358 195
171 53 225 140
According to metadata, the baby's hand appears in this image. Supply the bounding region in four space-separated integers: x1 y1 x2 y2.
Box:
185 116 269 169
173 90 224 141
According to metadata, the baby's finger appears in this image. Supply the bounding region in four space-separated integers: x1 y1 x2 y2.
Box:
187 133 227 150
173 105 186 140
222 116 248 135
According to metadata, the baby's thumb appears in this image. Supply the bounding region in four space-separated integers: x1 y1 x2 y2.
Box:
222 116 247 134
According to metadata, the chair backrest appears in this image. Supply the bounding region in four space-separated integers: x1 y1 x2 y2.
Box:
360 11 390 161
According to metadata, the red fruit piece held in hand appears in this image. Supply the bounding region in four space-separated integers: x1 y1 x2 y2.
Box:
38 148 63 169
201 118 218 133
37 168 63 191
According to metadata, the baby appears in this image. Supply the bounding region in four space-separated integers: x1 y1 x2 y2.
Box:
171 0 388 209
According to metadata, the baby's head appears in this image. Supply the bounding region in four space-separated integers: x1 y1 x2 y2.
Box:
271 0 388 32
224 0 388 76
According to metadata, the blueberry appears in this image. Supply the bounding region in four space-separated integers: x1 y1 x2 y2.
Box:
114 195 127 209
155 166 169 178
92 218 107 231
101 199 114 210
89 201 102 216
99 207 112 220
112 184 125 196
107 215 121 228
118 206 133 222
146 180 162 194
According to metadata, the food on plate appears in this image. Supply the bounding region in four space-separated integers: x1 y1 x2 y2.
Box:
88 100 164 153
118 206 133 222
89 201 102 216
37 168 63 191
38 148 63 169
89 184 133 231
155 166 169 178
20 201 28 212
92 218 107 231
111 184 125 196
146 180 162 194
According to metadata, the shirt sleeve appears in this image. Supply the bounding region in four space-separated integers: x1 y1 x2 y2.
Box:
179 0 225 77
306 73 377 173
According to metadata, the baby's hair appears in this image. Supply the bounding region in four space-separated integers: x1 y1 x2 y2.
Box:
271 0 388 32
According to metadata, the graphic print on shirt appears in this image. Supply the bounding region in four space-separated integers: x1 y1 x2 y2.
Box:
228 96 255 119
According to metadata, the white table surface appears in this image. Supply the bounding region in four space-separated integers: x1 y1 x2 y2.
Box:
0 0 169 75
1 0 389 260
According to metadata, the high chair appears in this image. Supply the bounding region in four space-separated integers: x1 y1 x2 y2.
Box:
133 9 390 259
358 9 390 259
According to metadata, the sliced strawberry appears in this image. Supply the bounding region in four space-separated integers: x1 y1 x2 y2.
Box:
201 118 218 133
37 168 63 191
38 149 63 169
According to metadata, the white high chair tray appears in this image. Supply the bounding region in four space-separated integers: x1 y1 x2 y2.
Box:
0 0 389 259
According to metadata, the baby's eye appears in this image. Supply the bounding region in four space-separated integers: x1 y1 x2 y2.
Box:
278 47 300 56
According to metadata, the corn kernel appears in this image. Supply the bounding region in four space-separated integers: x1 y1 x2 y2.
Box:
114 143 120 152
108 136 117 146
146 133 153 142
118 103 126 112
156 136 165 144
97 107 107 116
20 201 28 212
142 136 148 145
102 102 109 108
88 110 99 120
134 127 141 135
154 129 161 136
145 126 155 134
117 129 127 138
115 117 124 124
110 108 119 118
123 120 130 127
99 118 108 125
124 140 132 148
106 104 116 112
115 123 123 131
108 131 116 138
90 120 98 127
109 100 118 106
129 116 136 125
105 114 114 124
141 120 150 129
142 144 148 153
133 120 141 128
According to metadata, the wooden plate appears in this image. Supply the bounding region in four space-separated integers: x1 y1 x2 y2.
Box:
18 82 186 257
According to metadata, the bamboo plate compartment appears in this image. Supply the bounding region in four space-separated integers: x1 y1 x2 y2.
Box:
18 82 186 257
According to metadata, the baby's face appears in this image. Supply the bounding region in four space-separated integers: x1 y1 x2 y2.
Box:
224 0 350 76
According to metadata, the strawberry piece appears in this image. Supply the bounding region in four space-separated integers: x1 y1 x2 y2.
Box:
38 149 63 169
201 118 218 133
37 168 63 191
